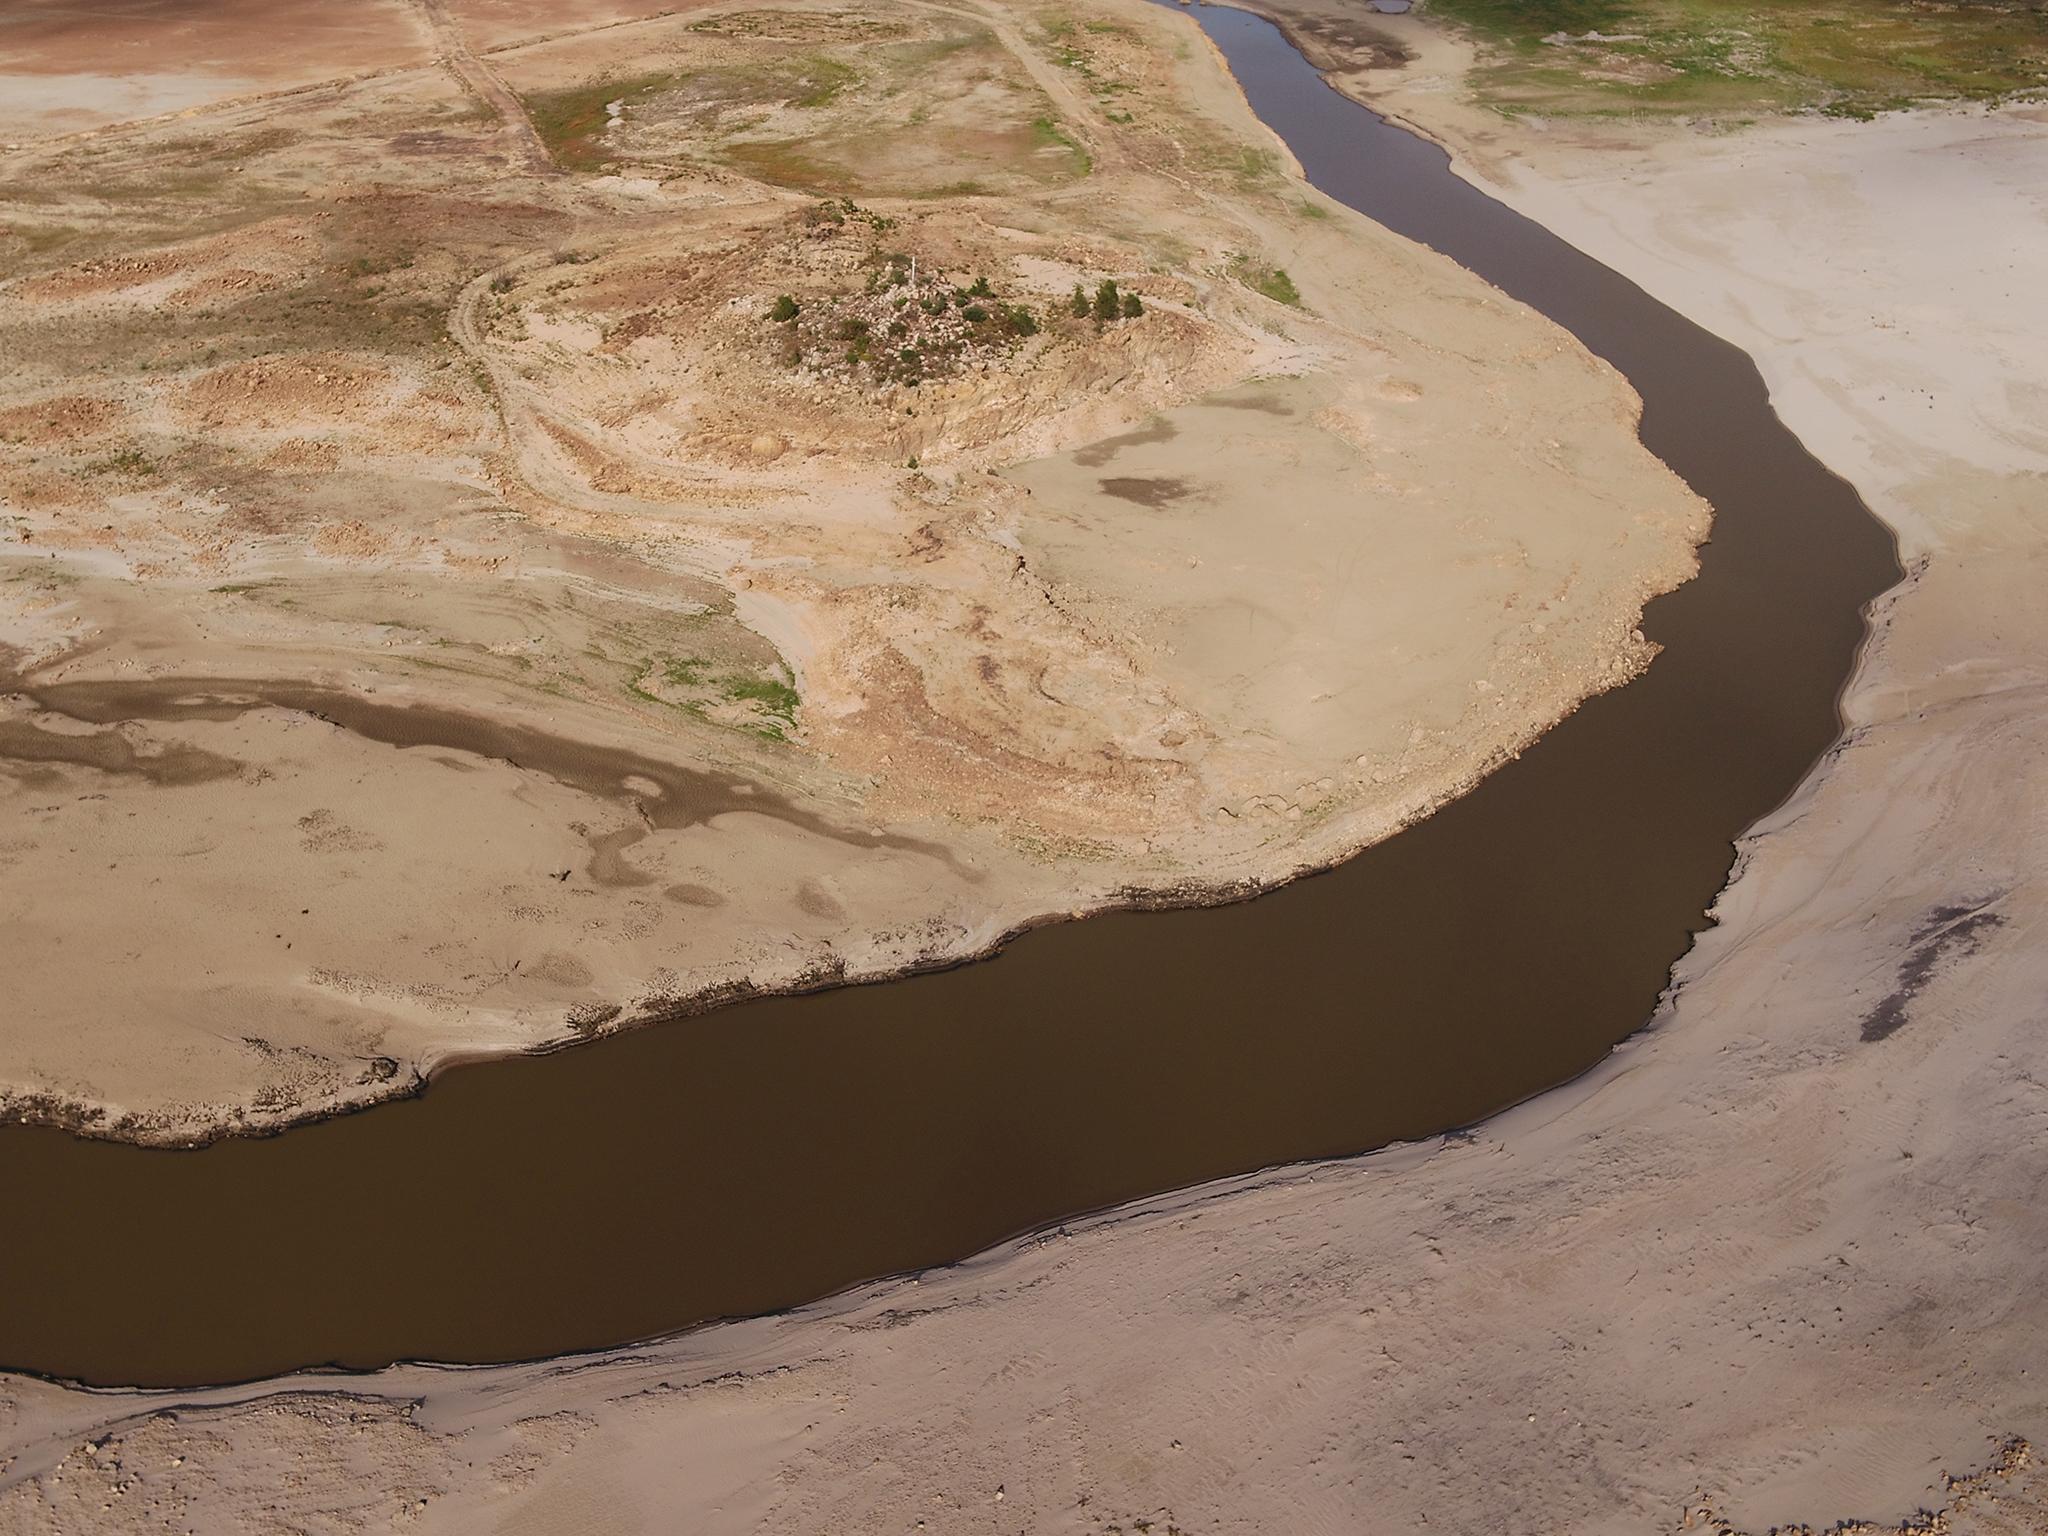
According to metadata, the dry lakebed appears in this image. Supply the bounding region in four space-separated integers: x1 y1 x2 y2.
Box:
2 0 2046 1530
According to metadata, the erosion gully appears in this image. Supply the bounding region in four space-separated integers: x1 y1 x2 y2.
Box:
0 2 1899 1388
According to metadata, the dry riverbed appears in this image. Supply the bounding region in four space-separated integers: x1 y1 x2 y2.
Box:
3 3 2042 1532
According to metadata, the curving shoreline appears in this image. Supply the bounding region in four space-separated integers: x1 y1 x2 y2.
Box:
0 0 1899 1391
0 5 1713 1154
6 4 2046 1531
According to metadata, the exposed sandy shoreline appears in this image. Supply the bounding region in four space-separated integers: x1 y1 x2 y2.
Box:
0 0 1704 1144
5 9 2041 1533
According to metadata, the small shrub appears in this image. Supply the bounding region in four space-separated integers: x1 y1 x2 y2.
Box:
962 303 990 323
1093 278 1121 322
969 275 993 298
1235 260 1302 307
1120 290 1143 319
1004 304 1038 336
770 293 800 322
1069 284 1089 318
1257 268 1301 306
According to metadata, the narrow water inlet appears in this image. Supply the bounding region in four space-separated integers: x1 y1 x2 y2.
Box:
0 3 1900 1389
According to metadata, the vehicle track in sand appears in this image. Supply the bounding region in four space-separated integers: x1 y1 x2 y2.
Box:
444 247 756 586
409 0 560 175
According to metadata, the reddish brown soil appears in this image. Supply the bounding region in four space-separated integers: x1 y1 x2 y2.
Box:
0 0 429 83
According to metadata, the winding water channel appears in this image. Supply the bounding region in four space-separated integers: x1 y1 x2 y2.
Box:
1 3 1899 1389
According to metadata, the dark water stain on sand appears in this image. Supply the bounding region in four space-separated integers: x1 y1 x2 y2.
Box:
1072 414 1178 467
0 4 1900 1389
1098 475 1193 507
0 717 240 787
1208 387 1296 415
663 882 726 907
1860 896 2007 1042
13 674 959 866
584 826 658 888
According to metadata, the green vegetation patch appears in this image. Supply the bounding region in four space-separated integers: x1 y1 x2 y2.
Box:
79 447 160 479
1030 115 1095 176
1038 9 1146 122
1232 260 1302 308
522 73 675 172
725 138 847 193
771 248 1058 389
629 654 802 741
1427 0 2048 119
792 55 859 107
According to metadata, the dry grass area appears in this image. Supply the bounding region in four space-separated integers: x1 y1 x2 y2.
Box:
507 7 1093 192
1422 0 2048 120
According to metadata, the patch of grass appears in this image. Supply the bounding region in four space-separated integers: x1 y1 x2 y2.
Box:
6 223 85 258
792 55 859 107
1428 0 2048 119
225 285 450 357
81 447 159 478
722 671 800 722
1235 146 1284 192
1233 260 1302 308
1030 115 1094 176
627 655 800 741
726 138 847 192
343 248 417 280
522 73 674 172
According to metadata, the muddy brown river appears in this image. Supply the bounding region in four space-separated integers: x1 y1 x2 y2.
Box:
0 3 1899 1388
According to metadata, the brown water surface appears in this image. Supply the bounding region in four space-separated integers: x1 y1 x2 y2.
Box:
0 3 1899 1389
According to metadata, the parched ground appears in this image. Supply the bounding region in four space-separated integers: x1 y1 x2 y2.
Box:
5 12 2045 1535
0 0 1706 1143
